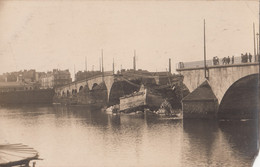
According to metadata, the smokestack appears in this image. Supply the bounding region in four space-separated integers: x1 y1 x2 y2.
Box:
133 50 136 71
169 58 171 73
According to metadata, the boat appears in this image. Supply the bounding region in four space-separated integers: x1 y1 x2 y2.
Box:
0 143 40 167
119 85 164 113
0 82 55 105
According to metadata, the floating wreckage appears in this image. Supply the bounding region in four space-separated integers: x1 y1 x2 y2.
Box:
0 143 40 167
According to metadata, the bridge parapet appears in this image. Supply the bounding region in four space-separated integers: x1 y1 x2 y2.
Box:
177 62 259 71
176 55 258 70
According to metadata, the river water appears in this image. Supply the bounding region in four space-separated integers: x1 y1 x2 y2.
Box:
0 105 258 167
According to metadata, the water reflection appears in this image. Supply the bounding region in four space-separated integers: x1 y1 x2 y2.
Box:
0 105 257 167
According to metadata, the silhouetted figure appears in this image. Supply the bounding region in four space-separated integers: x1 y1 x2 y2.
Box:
227 56 230 64
231 56 234 64
249 53 252 62
222 57 226 65
179 62 184 68
245 53 248 63
216 56 219 65
241 54 244 63
213 57 217 65
213 56 219 65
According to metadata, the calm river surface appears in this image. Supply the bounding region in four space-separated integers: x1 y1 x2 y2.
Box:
0 105 258 167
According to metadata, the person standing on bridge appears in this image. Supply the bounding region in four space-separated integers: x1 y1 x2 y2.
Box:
222 57 226 65
213 57 217 65
231 56 234 64
245 53 248 63
249 53 252 62
227 56 230 64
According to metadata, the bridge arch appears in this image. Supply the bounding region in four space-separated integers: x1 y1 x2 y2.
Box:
91 83 98 90
79 86 84 92
108 80 140 105
91 82 108 104
218 74 259 119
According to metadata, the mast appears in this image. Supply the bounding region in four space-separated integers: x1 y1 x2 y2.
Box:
74 64 77 90
85 56 87 72
101 49 104 81
112 58 115 74
85 56 87 84
99 57 101 72
203 19 208 79
257 33 259 56
254 23 256 61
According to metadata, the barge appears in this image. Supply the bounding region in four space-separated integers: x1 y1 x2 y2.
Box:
119 85 164 112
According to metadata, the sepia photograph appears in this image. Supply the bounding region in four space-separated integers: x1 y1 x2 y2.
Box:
0 0 259 166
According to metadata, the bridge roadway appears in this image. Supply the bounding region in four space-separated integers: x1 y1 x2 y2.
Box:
177 61 259 119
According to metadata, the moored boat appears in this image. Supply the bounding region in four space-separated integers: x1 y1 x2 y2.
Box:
119 85 164 113
0 143 40 167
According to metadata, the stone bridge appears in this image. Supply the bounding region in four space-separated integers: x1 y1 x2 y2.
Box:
55 72 115 102
54 70 175 105
177 62 259 119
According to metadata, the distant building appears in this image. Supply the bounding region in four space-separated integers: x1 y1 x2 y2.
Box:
75 71 102 81
0 82 36 92
1 70 37 82
40 69 72 89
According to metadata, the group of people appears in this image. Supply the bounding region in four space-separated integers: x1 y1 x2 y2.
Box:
213 56 234 65
222 56 234 65
213 56 220 65
241 53 253 63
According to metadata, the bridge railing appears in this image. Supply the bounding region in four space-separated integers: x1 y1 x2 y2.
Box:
176 55 258 69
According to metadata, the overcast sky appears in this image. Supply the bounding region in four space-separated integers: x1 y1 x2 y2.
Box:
0 0 258 77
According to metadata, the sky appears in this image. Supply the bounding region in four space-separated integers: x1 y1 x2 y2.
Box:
0 0 258 79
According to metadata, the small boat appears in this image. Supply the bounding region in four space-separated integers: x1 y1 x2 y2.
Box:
0 143 40 167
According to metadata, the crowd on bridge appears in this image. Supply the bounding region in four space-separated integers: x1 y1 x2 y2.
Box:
179 52 259 69
213 56 234 65
241 53 253 63
213 52 254 65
